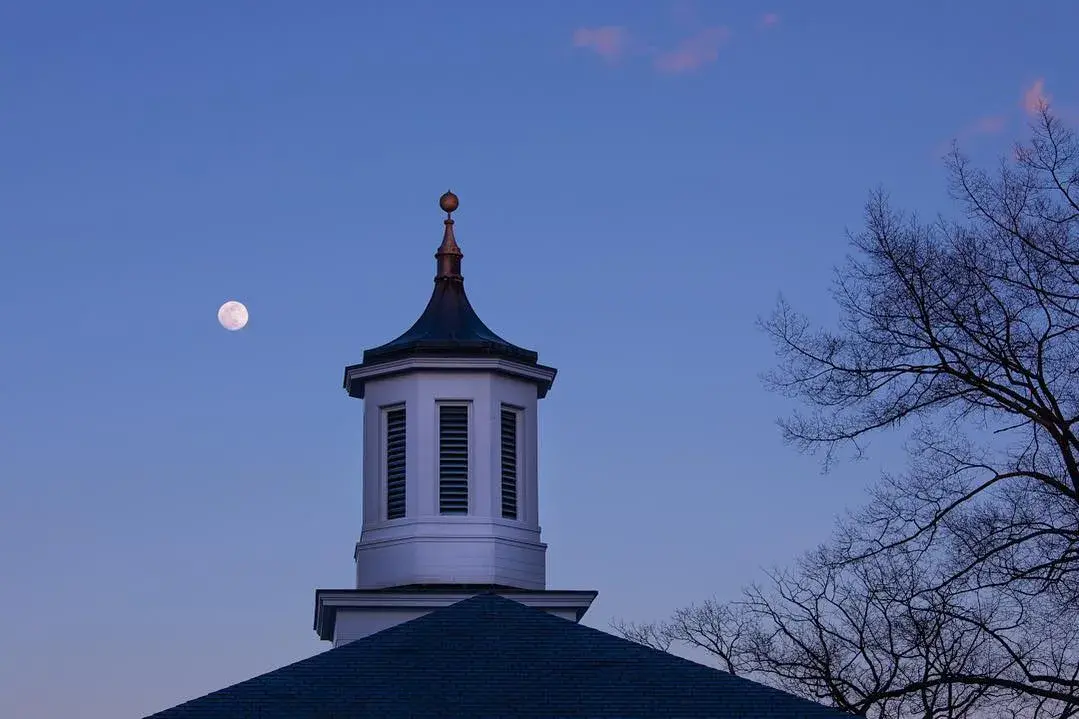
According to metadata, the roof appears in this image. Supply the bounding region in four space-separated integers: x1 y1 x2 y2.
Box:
344 195 546 387
146 594 852 719
313 585 599 640
359 277 540 366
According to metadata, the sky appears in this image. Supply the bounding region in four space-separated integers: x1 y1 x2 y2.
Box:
0 1 1076 717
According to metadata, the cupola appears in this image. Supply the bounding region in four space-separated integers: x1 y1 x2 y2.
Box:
315 193 593 646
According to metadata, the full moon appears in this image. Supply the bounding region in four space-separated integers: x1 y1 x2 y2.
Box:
217 300 249 331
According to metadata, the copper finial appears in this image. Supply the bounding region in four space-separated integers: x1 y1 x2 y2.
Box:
439 190 459 216
435 191 463 281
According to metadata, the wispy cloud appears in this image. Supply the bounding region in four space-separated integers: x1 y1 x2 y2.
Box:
572 26 630 64
761 12 780 28
1022 78 1051 114
969 115 1007 135
654 26 731 74
934 114 1009 158
936 79 1074 158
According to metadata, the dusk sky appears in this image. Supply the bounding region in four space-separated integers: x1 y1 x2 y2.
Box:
1 2 1077 717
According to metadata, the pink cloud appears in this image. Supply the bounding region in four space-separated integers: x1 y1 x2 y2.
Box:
933 114 1009 158
761 12 780 28
970 114 1006 135
1022 78 1051 114
654 26 731 74
572 26 629 63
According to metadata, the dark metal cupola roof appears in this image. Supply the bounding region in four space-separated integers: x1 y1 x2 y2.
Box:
361 191 538 365
343 192 550 398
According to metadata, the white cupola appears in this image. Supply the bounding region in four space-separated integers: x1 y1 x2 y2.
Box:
314 192 595 646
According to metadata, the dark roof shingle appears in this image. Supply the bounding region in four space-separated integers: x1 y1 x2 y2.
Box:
146 594 851 719
359 279 539 367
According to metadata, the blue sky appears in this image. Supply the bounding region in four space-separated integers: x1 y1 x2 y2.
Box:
1 2 1076 717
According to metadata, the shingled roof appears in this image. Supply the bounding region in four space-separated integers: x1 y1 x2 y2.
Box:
146 594 851 719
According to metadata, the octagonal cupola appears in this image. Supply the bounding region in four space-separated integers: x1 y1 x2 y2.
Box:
342 192 557 591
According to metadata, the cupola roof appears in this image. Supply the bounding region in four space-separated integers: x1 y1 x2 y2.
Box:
361 191 538 365
344 192 552 399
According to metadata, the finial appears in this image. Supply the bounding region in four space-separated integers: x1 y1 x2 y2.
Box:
439 190 459 217
435 191 463 281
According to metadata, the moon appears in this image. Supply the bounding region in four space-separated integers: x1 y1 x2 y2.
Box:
217 300 249 331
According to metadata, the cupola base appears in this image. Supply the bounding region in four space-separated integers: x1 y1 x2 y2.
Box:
314 586 598 647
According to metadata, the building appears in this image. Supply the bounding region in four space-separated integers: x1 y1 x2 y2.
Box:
146 193 850 718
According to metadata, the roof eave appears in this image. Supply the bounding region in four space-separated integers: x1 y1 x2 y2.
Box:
342 355 558 399
314 587 599 641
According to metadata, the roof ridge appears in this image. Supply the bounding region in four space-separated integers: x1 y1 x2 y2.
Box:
146 594 854 718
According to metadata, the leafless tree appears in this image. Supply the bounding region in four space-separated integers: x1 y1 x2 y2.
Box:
763 104 1079 710
616 108 1079 718
615 544 1010 718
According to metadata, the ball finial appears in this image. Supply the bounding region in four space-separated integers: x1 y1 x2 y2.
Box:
439 190 459 215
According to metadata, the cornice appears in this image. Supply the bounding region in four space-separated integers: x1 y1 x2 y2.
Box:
343 356 557 399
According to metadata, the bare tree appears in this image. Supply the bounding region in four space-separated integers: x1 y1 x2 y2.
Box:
616 108 1079 718
762 104 1079 711
615 544 1008 718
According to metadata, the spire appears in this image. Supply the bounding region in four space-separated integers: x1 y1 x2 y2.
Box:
346 190 548 394
435 190 463 282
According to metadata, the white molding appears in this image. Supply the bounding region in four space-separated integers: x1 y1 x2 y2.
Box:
355 531 547 555
346 356 557 398
314 588 600 642
354 515 543 544
318 589 597 611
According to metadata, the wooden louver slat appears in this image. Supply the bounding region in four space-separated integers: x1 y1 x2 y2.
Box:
439 404 469 514
501 407 518 519
386 407 407 519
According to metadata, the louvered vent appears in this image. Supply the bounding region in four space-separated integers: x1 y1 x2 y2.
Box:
501 407 518 519
438 404 469 515
385 406 407 520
